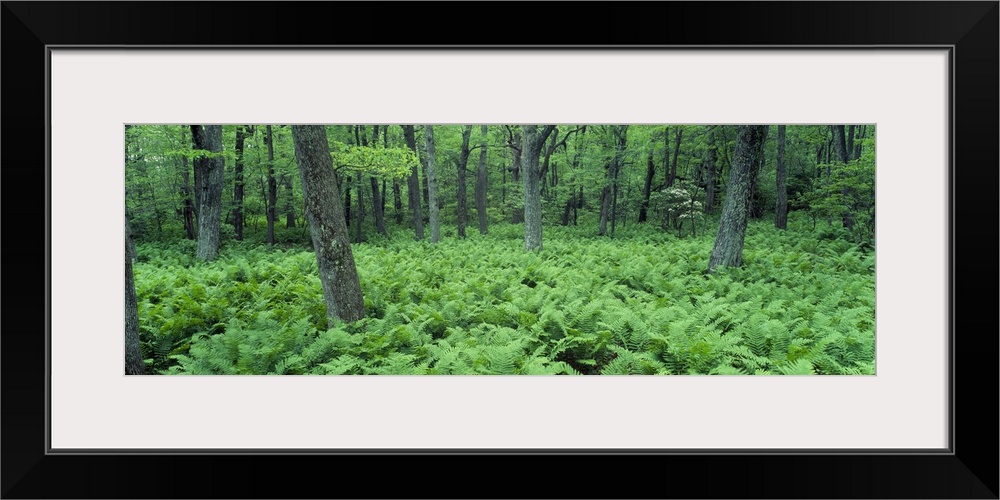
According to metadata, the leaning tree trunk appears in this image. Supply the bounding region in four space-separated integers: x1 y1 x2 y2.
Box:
190 125 224 261
265 125 277 244
476 125 489 234
291 125 365 324
124 213 144 375
775 125 788 229
707 125 767 273
457 125 472 238
401 125 424 240
233 125 248 241
423 125 441 243
521 125 555 252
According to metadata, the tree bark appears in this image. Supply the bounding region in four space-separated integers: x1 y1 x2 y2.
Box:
476 125 489 234
401 125 424 240
521 125 555 251
393 180 403 224
775 125 788 229
832 124 855 231
707 125 767 273
233 125 248 241
125 213 144 375
291 125 365 324
423 125 441 243
457 125 472 238
190 125 223 261
599 126 627 236
370 176 386 236
265 125 277 244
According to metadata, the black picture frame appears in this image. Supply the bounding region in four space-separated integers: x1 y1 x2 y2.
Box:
3 2 996 498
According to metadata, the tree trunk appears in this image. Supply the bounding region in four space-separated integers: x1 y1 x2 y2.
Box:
854 125 866 160
663 126 670 188
265 125 277 244
668 127 683 187
423 125 441 243
832 125 855 231
190 125 223 261
180 154 195 240
124 213 144 375
393 180 403 224
599 126 627 236
476 125 489 234
510 138 523 224
401 125 424 240
291 125 365 324
704 127 718 214
775 125 788 229
846 125 855 161
370 176 386 236
521 125 555 252
457 125 472 238
283 174 295 228
707 125 767 273
639 150 655 223
355 174 364 243
233 125 247 241
344 175 352 227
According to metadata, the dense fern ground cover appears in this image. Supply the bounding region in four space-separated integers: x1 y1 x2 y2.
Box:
135 217 875 375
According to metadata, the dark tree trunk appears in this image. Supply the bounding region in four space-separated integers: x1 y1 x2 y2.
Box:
266 125 277 244
846 125 855 161
521 125 555 251
401 125 424 240
284 174 295 228
233 125 248 241
355 174 363 243
705 127 718 214
707 125 767 273
457 125 472 238
775 125 788 229
370 176 386 236
393 180 403 224
476 125 489 234
180 152 195 240
291 125 365 324
599 126 627 236
832 125 855 231
639 150 655 223
854 125 866 160
344 175 352 227
423 125 441 243
510 135 523 224
381 180 387 216
190 125 224 261
663 126 670 188
668 127 683 187
124 213 144 375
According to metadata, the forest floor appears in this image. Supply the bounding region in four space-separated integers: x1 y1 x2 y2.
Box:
135 217 875 375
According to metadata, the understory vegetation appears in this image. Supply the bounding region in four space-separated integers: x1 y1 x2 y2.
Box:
136 215 875 375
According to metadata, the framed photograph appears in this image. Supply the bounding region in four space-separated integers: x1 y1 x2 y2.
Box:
3 2 996 498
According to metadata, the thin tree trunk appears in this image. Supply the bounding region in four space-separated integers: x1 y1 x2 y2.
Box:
355 174 364 243
707 125 767 273
775 125 788 229
393 179 403 224
191 125 223 261
705 127 718 214
344 175 352 227
457 125 472 238
832 124 855 231
639 150 655 223
401 125 424 240
669 127 683 187
180 154 195 240
233 125 247 241
291 125 365 324
266 125 277 244
370 176 386 236
476 125 489 234
423 125 441 243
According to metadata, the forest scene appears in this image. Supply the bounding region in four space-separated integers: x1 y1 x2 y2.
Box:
125 124 875 375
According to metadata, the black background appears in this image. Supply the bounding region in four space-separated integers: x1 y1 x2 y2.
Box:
2 2 997 498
